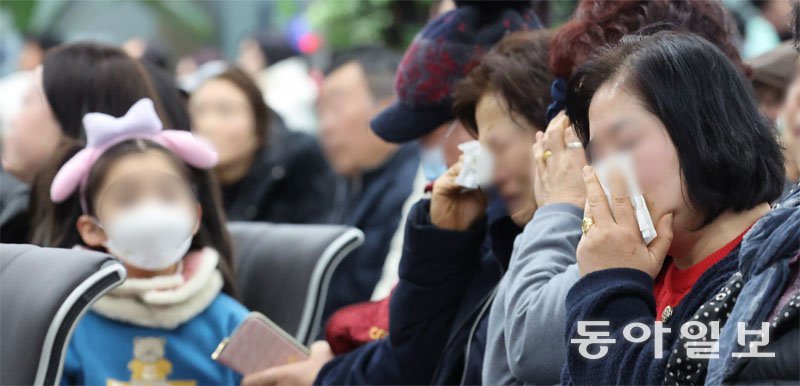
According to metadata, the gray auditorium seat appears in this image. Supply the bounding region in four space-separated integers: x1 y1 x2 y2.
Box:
228 222 364 345
0 244 126 385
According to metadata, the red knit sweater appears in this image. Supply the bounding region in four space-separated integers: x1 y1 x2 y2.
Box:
654 229 748 320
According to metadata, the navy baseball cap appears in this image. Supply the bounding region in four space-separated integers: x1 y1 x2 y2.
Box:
371 1 541 143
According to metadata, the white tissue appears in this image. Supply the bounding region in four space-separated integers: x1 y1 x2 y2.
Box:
455 140 494 190
592 152 657 245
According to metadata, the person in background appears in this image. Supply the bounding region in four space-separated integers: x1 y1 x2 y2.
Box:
749 42 800 188
240 3 541 385
37 98 247 384
562 31 786 385
5 42 175 179
237 34 297 81
0 168 29 244
139 58 192 131
189 66 335 224
742 0 794 58
123 37 172 73
333 2 542 384
175 49 226 93
237 32 317 132
317 45 419 322
17 33 61 71
780 4 800 189
2 42 171 243
2 67 61 185
0 33 57 141
428 0 456 18
750 43 799 122
328 2 542 385
783 63 800 177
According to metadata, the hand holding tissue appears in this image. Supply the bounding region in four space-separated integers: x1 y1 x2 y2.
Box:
592 153 658 245
455 140 493 190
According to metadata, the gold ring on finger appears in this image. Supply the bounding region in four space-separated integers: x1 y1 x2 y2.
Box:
542 150 553 161
581 217 595 235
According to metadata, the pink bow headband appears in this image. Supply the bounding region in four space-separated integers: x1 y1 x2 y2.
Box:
50 98 218 210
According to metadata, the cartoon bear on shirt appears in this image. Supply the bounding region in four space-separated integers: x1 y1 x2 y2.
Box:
129 337 172 385
105 337 196 386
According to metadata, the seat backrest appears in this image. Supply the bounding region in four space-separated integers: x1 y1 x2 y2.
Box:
228 222 364 345
0 244 126 385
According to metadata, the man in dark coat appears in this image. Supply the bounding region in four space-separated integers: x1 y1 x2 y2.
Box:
241 2 541 385
317 46 420 322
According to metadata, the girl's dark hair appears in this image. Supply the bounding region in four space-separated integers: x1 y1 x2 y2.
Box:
31 139 238 297
549 0 747 80
31 42 168 246
204 66 271 148
42 42 168 140
452 30 554 136
30 42 238 296
566 32 784 226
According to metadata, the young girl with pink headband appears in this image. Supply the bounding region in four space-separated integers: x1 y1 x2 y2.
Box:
51 98 248 384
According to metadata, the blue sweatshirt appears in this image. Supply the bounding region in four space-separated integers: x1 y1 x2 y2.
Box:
62 293 247 385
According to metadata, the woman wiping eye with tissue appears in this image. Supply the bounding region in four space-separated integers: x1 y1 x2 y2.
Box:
44 99 248 385
561 33 791 385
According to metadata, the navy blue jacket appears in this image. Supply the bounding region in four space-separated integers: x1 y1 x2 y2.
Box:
561 248 740 384
316 198 520 385
323 144 419 322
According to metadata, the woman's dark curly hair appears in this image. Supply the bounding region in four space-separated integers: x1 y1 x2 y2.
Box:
549 0 747 79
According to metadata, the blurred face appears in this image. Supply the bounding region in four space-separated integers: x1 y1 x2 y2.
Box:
762 0 792 35
586 80 692 238
2 69 62 183
238 38 266 75
122 37 147 59
475 92 537 218
754 84 783 122
18 41 44 71
190 79 259 169
78 149 200 248
318 62 389 176
781 68 800 164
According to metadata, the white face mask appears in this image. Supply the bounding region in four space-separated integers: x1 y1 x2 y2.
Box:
420 121 459 181
99 201 197 270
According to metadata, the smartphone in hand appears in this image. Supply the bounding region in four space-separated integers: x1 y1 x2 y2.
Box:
212 312 310 375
